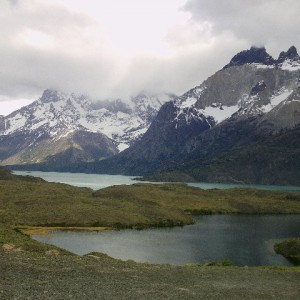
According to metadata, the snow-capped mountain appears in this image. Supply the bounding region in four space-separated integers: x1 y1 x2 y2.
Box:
0 90 174 166
172 46 300 128
82 46 300 185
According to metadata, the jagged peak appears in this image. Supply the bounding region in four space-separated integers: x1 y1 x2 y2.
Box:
224 46 300 70
277 46 299 63
223 46 275 69
40 89 65 103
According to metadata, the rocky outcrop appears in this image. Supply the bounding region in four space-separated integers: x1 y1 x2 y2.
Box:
258 87 300 132
223 47 276 69
277 46 299 63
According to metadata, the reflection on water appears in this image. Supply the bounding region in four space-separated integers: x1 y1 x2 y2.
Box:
33 215 300 266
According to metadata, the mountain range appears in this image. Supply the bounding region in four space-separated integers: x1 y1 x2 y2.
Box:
0 91 174 167
4 46 300 185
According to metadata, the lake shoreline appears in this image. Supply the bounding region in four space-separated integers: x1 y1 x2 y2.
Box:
18 226 112 235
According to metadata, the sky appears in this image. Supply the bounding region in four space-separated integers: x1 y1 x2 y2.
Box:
0 0 299 115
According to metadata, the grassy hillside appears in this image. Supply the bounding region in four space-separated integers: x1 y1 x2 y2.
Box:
1 180 300 229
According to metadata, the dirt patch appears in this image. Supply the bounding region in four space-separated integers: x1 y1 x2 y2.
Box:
2 244 22 252
45 249 60 256
19 226 111 235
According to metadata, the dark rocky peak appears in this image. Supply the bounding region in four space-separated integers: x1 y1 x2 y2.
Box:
40 89 62 103
91 99 131 114
106 99 131 114
250 80 267 96
223 46 275 69
0 115 5 131
277 46 299 63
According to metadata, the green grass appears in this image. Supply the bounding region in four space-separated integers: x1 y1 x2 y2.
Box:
1 180 300 230
274 238 300 264
93 183 300 215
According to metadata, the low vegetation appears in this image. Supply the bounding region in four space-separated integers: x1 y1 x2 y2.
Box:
274 238 300 263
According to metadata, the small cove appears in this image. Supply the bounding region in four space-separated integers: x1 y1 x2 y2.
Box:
33 215 300 266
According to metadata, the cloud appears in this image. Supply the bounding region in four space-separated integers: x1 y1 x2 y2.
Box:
0 0 298 107
115 31 247 98
7 0 18 6
183 0 300 56
0 0 123 100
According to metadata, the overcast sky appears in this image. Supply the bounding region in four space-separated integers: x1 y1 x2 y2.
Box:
0 0 299 115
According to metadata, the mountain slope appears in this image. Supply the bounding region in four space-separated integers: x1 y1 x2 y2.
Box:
74 46 300 185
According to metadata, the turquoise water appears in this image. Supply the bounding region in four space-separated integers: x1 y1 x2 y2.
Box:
13 171 300 191
14 171 137 189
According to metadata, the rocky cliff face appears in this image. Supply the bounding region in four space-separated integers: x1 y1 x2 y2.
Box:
79 46 300 185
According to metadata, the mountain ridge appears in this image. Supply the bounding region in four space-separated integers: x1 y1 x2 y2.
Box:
0 90 174 166
5 46 300 185
58 45 300 185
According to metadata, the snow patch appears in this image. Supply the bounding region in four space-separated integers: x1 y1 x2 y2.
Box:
118 143 129 152
261 89 293 113
203 104 239 123
253 64 275 69
280 60 300 71
180 97 197 109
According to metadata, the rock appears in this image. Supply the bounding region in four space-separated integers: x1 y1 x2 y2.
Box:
277 46 299 63
223 46 276 69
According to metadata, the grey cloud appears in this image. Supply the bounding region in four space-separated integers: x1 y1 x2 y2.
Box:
0 1 116 100
183 0 300 55
8 0 18 6
114 35 247 99
2 0 288 105
0 44 119 99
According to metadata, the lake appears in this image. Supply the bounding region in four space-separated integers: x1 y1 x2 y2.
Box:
33 215 300 266
16 171 300 266
13 171 300 192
